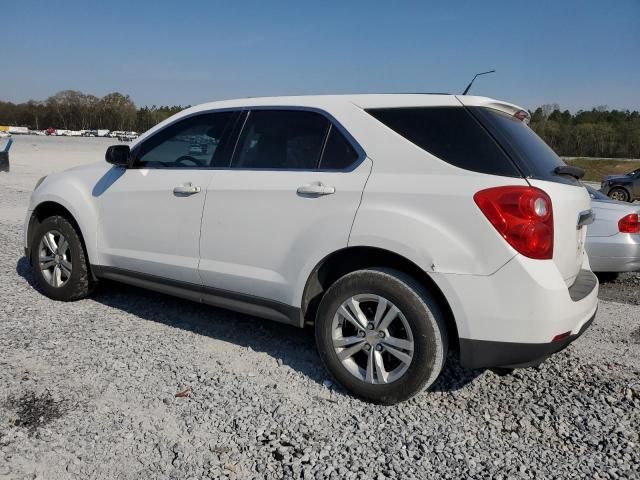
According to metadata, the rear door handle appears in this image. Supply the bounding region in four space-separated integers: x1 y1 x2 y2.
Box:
173 182 201 195
296 182 335 196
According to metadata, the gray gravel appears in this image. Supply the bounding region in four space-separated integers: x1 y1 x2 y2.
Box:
599 272 640 306
1 144 640 479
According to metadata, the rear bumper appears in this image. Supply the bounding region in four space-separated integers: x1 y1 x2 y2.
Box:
429 254 599 368
586 234 640 272
459 308 596 369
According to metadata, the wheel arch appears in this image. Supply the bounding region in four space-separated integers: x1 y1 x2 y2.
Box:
27 201 96 280
301 246 459 348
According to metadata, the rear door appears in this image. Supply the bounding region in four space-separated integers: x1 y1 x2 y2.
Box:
465 102 592 285
199 109 371 306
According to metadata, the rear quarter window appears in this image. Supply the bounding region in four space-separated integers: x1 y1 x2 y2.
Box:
366 107 521 177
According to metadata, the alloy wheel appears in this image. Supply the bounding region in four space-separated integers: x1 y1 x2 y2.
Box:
610 189 628 202
38 230 72 288
331 294 414 384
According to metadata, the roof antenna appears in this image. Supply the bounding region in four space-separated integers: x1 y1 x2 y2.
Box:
462 70 496 95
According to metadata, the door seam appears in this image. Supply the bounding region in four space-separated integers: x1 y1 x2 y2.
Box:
196 172 216 288
346 157 374 245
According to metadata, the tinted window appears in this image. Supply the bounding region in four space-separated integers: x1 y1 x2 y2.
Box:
470 107 572 184
232 110 329 169
367 107 520 177
136 112 235 168
320 126 360 169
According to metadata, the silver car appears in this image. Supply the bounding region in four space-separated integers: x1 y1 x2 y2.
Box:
586 186 640 273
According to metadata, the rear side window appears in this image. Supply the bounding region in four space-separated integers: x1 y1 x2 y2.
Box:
469 107 573 184
367 107 521 177
320 126 360 169
232 110 329 169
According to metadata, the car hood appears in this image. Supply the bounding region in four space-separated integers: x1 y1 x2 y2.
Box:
603 174 632 182
64 161 111 174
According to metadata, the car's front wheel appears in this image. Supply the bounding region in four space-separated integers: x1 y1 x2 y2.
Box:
30 215 93 301
609 187 630 202
315 268 448 404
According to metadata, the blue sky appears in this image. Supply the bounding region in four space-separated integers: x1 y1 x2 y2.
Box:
2 0 639 111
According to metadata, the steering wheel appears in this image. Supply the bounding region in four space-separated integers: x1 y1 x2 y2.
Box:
175 155 205 167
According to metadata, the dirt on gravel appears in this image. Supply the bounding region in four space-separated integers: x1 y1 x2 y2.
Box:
5 391 70 436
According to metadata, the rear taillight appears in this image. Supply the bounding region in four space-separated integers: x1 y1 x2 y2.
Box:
474 186 554 259
618 213 640 233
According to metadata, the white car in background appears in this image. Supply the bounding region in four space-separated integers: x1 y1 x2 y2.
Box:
585 185 640 276
24 94 598 403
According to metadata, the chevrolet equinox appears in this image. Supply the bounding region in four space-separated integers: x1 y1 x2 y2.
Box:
25 94 599 404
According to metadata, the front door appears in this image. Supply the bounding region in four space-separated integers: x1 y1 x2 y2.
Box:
97 111 237 284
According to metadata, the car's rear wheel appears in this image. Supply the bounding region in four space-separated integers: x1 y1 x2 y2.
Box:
30 215 93 301
609 187 630 202
315 268 448 404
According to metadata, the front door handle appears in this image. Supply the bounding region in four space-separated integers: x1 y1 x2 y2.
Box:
173 182 201 195
296 182 335 196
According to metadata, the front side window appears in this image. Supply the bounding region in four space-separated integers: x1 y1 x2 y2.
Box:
232 110 329 170
135 111 236 168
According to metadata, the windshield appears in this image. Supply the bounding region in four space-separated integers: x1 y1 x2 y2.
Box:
585 185 610 201
627 168 640 177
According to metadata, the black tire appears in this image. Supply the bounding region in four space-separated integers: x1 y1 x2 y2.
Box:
608 187 630 203
30 215 93 301
315 268 448 404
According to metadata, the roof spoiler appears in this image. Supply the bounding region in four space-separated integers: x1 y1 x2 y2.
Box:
456 96 531 124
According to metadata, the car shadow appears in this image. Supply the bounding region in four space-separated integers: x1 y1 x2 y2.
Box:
16 256 482 394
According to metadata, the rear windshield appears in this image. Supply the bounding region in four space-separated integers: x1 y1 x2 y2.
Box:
366 107 521 177
468 107 575 184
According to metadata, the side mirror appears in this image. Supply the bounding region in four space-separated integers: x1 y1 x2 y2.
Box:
105 145 130 167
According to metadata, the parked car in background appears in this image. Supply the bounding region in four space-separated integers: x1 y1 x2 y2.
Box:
585 185 640 275
600 168 640 202
0 137 11 172
24 94 598 404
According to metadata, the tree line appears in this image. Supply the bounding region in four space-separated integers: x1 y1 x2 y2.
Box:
529 104 640 159
1 91 639 158
0 90 186 133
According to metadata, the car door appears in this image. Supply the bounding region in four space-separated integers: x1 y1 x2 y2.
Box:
199 109 372 308
97 111 238 284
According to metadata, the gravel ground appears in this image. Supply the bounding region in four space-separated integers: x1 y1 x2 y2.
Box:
598 273 640 306
1 138 640 479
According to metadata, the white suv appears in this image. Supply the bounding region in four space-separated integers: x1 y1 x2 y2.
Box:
25 94 598 404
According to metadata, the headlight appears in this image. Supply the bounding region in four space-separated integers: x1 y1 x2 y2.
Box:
34 176 47 191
